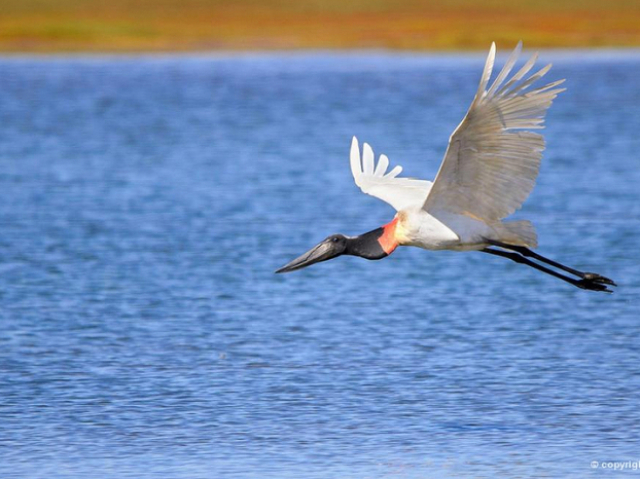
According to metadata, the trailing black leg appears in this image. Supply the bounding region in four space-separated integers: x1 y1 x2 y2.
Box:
485 239 616 287
481 248 613 293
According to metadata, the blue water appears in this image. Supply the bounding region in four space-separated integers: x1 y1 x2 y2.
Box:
1 50 639 479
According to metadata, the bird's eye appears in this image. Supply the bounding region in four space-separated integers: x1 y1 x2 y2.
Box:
332 237 339 243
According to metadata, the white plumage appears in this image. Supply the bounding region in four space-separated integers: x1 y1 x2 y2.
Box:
350 139 432 212
350 41 565 251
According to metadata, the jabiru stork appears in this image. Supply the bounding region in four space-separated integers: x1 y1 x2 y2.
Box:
276 42 616 292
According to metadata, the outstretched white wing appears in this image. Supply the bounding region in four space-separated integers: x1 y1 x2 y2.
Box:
423 42 566 221
350 137 432 212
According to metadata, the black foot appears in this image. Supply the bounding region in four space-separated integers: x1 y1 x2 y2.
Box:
575 278 614 293
583 273 617 287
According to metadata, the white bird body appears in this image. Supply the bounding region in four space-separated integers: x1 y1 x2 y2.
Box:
393 209 499 251
278 42 617 292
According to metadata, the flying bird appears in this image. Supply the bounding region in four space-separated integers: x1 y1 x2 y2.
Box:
276 42 616 292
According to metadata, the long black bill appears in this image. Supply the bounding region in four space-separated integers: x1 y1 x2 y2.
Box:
276 240 342 273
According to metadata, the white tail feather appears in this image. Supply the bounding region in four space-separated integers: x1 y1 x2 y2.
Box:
494 220 538 248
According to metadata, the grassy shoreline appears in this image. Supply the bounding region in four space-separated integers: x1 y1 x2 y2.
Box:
1 0 639 53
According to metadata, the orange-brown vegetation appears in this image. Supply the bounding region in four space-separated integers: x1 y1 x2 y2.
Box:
1 0 639 52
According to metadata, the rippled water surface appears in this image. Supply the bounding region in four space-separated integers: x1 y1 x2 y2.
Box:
1 51 639 478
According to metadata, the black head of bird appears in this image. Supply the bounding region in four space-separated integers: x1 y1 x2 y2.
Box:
275 227 396 273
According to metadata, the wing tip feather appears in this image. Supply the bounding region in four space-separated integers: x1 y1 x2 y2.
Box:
350 136 362 182
475 42 496 99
